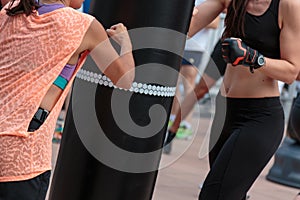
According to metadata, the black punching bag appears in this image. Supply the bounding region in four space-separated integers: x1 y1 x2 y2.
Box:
49 0 195 199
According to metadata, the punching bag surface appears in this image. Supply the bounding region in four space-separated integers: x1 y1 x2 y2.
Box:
49 0 195 200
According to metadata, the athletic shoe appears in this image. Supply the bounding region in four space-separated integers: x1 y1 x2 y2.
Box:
176 125 193 140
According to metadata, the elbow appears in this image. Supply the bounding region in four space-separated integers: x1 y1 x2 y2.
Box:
104 59 135 90
284 77 296 85
284 68 299 84
113 66 135 90
211 25 218 29
116 76 135 90
285 79 294 85
114 82 132 90
208 22 219 29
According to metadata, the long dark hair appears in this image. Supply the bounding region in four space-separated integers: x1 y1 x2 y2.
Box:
6 0 40 16
222 0 249 39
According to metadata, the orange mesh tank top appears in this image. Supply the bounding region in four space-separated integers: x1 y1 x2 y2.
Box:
0 7 94 182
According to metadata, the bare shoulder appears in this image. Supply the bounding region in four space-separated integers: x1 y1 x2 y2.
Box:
279 0 300 18
71 18 108 60
84 19 109 51
279 0 300 28
86 19 107 40
279 0 300 7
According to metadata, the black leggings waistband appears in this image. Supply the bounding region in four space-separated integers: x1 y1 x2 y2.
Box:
217 94 282 110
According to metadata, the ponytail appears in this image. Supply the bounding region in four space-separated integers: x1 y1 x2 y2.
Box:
6 0 40 16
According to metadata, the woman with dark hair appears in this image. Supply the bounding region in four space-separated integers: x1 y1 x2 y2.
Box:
188 0 300 199
0 0 135 199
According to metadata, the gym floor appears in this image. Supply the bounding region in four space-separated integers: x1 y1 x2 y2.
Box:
50 101 299 200
153 103 299 200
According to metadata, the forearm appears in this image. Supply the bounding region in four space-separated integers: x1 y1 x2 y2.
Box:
118 52 135 88
102 52 135 90
119 41 135 87
90 39 135 89
258 57 300 84
188 0 225 37
222 38 300 82
206 16 220 29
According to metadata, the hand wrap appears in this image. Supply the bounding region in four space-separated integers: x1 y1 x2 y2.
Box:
222 37 264 73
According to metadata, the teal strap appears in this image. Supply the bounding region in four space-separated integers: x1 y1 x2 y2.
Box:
53 75 68 90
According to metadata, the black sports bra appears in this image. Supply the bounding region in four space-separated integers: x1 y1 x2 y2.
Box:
241 0 281 59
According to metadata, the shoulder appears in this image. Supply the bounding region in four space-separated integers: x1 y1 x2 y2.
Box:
48 8 95 31
44 7 95 25
278 0 300 28
279 0 300 16
42 8 97 46
279 0 300 7
60 7 95 22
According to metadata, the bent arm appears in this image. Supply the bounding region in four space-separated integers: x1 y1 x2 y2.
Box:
188 0 228 37
206 15 220 29
87 20 135 89
258 0 300 84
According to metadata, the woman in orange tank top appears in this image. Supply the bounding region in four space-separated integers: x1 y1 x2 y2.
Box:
0 0 135 199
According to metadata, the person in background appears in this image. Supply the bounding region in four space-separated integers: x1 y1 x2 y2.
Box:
0 0 135 199
164 39 226 154
83 0 91 13
169 0 220 140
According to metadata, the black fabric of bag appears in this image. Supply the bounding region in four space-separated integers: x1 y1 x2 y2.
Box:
49 1 195 199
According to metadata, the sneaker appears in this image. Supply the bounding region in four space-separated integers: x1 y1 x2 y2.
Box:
176 125 193 140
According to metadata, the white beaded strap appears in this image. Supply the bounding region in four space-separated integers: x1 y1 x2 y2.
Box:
76 69 176 97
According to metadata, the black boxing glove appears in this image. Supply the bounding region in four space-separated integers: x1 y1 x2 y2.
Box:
222 37 265 73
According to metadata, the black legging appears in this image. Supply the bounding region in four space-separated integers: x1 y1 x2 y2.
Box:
199 94 284 200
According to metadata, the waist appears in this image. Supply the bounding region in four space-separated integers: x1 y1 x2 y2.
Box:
225 96 281 109
222 66 280 97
